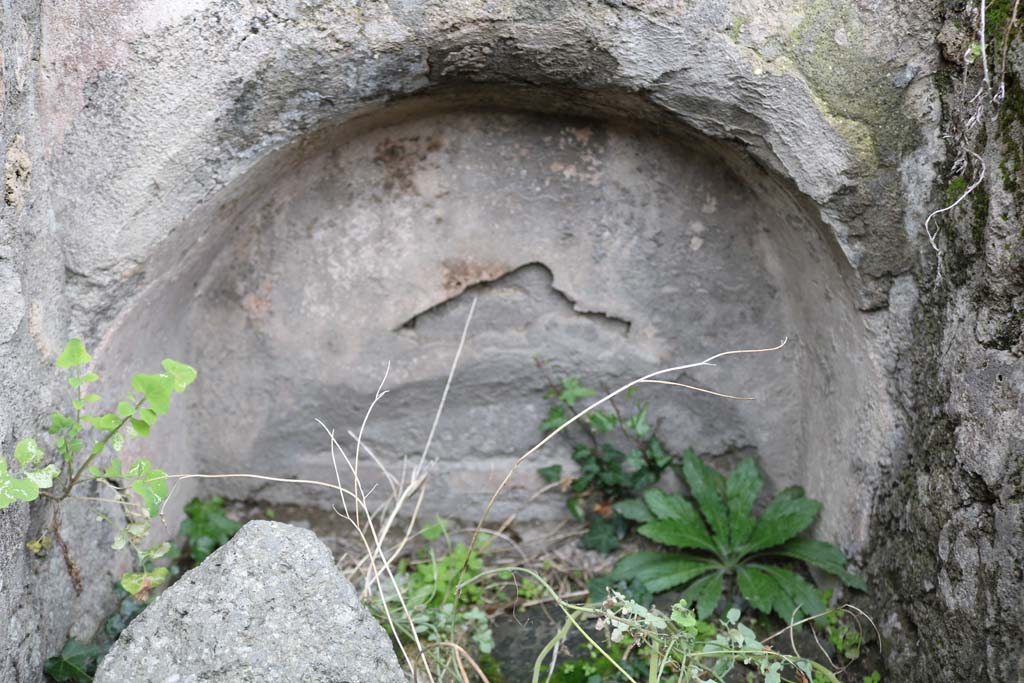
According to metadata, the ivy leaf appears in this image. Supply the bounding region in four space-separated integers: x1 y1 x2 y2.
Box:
0 469 40 508
25 464 61 489
625 404 651 437
43 638 103 683
129 418 151 438
743 487 821 555
68 372 99 389
678 449 729 545
609 551 716 593
129 460 169 517
130 373 175 415
56 339 91 369
120 566 169 598
586 411 618 433
566 496 586 523
558 378 595 406
180 496 242 563
82 413 121 431
14 438 44 467
537 464 562 483
579 515 626 554
540 405 567 432
162 359 197 393
772 538 868 591
49 412 73 434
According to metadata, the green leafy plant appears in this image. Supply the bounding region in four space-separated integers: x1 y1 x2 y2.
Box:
537 376 674 553
1 338 195 598
370 536 498 667
43 639 104 683
179 496 242 564
607 451 866 621
45 496 240 682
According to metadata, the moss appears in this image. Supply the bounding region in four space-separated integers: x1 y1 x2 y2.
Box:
970 182 990 250
998 73 1024 208
946 175 968 204
728 15 751 43
786 0 920 167
986 0 1020 64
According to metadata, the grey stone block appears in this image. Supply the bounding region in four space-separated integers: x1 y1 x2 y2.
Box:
95 521 405 683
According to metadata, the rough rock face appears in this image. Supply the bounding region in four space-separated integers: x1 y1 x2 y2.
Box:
866 5 1024 681
94 521 405 683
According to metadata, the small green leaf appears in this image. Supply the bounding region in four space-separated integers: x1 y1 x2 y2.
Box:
56 339 92 369
420 516 449 541
625 404 651 437
566 496 586 522
129 418 151 438
537 464 562 483
116 401 135 418
81 394 100 404
49 412 73 434
43 638 103 683
88 466 103 477
120 566 169 596
105 459 123 478
110 432 125 452
138 408 158 425
68 372 99 389
82 413 121 431
180 496 243 563
586 410 618 433
25 464 61 489
579 516 626 554
0 460 41 507
613 498 655 523
130 373 174 415
14 438 43 466
558 377 596 405
540 405 567 432
162 359 197 393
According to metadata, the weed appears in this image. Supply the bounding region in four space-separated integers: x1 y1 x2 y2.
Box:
537 375 674 553
2 338 195 598
605 451 866 621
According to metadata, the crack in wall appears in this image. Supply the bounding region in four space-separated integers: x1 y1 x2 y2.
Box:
395 261 632 336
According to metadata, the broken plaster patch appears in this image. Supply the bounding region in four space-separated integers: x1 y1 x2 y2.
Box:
4 135 31 209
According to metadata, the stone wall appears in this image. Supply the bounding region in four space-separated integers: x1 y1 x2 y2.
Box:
868 3 1024 681
3 1 1011 681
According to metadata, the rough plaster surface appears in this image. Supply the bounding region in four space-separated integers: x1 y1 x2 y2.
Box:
95 520 405 683
4 0 1011 681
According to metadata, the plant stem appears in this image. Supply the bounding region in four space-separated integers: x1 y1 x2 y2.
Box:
61 398 145 498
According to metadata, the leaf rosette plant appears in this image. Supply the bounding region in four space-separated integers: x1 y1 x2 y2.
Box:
608 450 866 621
